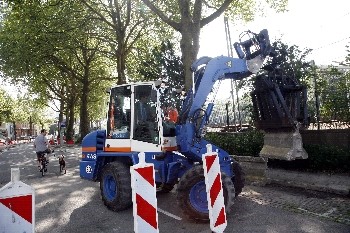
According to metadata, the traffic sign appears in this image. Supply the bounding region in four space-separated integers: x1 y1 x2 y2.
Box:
0 168 35 233
130 152 159 233
202 144 227 233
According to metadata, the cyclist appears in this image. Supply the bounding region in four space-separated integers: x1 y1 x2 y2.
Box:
34 129 51 169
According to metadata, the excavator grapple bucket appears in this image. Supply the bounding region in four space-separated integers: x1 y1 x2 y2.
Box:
259 129 308 161
250 66 310 161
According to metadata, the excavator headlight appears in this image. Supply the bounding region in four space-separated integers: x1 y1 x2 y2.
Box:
246 55 264 73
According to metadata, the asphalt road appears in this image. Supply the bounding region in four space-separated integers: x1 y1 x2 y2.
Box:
0 143 349 233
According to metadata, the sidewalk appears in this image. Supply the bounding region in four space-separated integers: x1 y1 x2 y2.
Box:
266 168 350 196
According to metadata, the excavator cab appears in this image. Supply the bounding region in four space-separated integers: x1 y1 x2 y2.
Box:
105 82 179 153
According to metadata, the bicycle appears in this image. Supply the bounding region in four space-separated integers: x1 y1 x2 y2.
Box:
37 149 54 176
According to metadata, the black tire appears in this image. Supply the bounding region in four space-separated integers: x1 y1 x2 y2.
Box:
41 162 45 177
156 183 175 193
232 161 245 197
100 162 132 211
176 165 235 222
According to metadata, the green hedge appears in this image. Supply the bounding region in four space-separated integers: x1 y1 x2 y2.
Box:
305 144 349 172
268 144 350 173
205 130 350 172
205 130 264 157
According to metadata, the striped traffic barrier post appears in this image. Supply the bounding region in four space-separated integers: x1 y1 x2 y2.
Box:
0 168 35 233
202 144 227 233
130 152 159 233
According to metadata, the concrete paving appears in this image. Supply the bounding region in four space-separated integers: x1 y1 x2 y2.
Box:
243 184 350 226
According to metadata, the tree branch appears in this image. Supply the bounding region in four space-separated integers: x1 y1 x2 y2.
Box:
124 19 144 51
193 0 202 23
112 0 123 32
124 0 132 31
200 0 234 27
125 29 144 55
81 0 116 29
141 0 181 31
202 0 216 9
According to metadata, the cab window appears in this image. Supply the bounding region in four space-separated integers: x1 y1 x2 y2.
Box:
133 85 158 143
107 86 131 139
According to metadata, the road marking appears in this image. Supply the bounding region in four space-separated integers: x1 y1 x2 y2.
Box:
157 208 182 220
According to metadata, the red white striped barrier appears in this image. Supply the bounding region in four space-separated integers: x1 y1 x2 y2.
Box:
0 168 35 233
202 144 227 233
130 152 159 233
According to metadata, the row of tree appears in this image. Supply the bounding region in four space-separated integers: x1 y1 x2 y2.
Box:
0 89 52 133
0 0 287 140
2 0 347 140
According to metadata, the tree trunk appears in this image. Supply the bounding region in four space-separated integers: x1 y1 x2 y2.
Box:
180 18 201 90
58 98 65 140
66 96 75 141
116 39 127 85
65 78 77 142
29 116 32 136
65 107 69 127
79 74 90 140
13 121 16 141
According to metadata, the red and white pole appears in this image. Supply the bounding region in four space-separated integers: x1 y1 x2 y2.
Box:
0 168 35 233
130 152 159 233
202 144 227 233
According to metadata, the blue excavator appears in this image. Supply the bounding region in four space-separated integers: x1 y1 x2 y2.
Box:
79 29 308 221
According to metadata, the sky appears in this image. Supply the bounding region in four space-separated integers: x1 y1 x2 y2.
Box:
198 0 350 66
198 0 350 99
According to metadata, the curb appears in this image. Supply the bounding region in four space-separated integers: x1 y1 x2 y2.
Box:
266 168 350 196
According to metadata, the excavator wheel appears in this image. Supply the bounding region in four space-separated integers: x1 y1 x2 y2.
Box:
176 165 235 222
232 160 245 197
100 161 132 211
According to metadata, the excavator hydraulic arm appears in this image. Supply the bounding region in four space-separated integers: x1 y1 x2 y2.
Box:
177 29 308 161
176 29 274 159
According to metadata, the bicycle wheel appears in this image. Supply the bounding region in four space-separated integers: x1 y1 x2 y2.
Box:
41 158 46 176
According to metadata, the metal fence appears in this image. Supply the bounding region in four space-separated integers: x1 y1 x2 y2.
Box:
308 121 350 130
207 102 251 129
207 102 350 131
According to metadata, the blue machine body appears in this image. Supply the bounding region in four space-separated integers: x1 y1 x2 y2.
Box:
80 130 197 184
80 28 273 190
